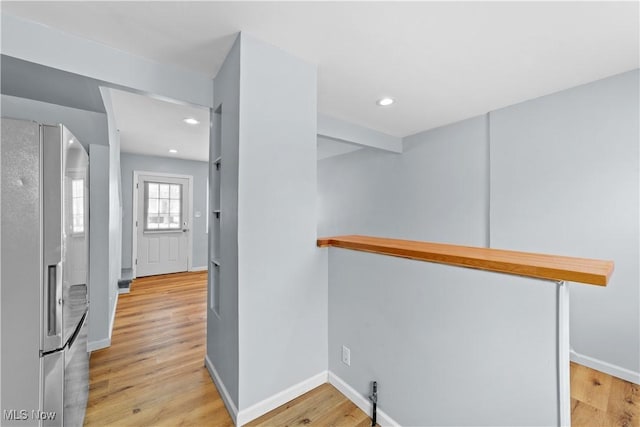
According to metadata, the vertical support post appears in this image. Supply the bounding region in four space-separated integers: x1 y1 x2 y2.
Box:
557 281 570 427
369 381 377 426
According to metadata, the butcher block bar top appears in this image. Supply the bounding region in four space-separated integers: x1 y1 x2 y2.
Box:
317 235 613 286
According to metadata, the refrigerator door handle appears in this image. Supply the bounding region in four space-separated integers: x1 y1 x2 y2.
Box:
47 265 56 335
46 263 62 337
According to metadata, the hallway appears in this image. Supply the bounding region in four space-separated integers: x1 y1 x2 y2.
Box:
85 271 233 426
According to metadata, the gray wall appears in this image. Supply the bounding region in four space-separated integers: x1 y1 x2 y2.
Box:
207 34 241 409
120 152 209 270
328 248 563 426
237 33 326 411
319 115 489 246
102 88 123 332
318 69 640 402
1 55 106 115
490 69 640 382
0 94 108 148
88 144 111 346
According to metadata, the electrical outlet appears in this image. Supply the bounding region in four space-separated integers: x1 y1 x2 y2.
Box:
342 345 351 366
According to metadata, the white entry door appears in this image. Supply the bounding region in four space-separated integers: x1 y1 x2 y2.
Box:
136 173 191 277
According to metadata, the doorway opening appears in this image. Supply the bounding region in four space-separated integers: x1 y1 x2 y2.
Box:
132 171 194 277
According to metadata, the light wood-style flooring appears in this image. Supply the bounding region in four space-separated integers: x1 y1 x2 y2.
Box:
84 271 233 426
571 362 639 426
85 271 638 427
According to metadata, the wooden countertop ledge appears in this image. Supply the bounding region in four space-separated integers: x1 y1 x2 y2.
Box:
317 235 613 286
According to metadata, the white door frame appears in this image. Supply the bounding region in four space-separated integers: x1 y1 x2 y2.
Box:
131 170 194 278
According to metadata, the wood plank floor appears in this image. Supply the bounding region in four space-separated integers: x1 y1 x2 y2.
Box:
245 383 373 427
85 271 638 427
85 271 234 427
571 362 639 427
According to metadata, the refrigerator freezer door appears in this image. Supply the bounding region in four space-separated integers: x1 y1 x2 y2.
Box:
42 124 64 352
42 351 64 427
63 313 89 427
1 118 42 425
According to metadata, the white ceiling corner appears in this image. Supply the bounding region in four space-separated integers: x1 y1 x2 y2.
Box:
317 136 363 161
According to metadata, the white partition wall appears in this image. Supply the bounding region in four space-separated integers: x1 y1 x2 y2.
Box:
206 33 327 424
206 35 241 416
327 248 569 426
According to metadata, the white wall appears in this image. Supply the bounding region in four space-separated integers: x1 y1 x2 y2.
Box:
328 248 565 426
207 34 241 413
490 69 639 383
237 33 326 414
100 88 122 340
88 144 111 348
318 70 640 391
319 115 489 246
87 137 120 351
206 33 327 423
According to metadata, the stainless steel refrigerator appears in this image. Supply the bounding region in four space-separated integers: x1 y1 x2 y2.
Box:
1 118 90 426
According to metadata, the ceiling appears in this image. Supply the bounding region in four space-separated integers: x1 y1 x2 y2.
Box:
108 88 209 162
2 1 638 141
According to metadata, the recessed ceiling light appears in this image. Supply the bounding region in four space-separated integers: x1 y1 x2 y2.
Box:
183 117 200 125
376 97 395 107
168 149 178 154
68 139 74 145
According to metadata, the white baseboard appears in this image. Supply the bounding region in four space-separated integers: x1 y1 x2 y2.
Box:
328 372 400 427
237 371 328 426
87 337 111 352
190 266 208 272
118 287 130 294
204 355 238 424
571 350 640 385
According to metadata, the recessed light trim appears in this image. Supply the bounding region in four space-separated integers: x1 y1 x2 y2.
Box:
183 117 200 125
376 97 395 107
168 149 178 154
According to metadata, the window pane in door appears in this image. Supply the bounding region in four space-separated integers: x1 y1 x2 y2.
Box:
159 199 169 214
170 184 180 199
144 181 182 231
159 184 169 198
148 199 158 214
148 183 158 198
